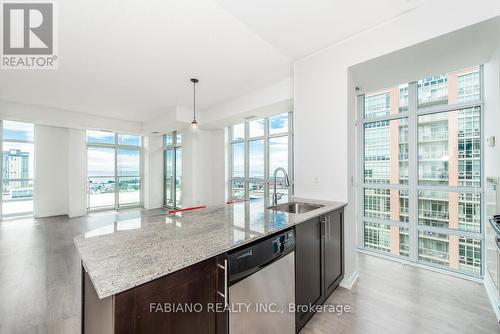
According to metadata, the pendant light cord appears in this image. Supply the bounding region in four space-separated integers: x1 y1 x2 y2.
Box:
193 80 196 121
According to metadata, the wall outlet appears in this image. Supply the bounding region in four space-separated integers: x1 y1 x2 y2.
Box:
313 177 319 187
487 136 495 147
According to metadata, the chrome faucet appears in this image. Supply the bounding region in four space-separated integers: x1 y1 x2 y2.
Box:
272 167 290 206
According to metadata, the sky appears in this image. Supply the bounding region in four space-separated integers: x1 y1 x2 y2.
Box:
86 131 142 176
3 121 34 141
87 147 140 177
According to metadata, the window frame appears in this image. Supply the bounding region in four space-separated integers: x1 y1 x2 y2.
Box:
163 131 182 209
228 112 294 201
357 66 485 279
0 120 35 218
86 131 143 211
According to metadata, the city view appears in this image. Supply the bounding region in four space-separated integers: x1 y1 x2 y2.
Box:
363 66 482 275
87 131 142 209
231 113 290 200
164 132 182 208
2 121 34 217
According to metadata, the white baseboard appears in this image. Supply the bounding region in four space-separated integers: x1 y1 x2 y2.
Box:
339 269 359 290
484 270 500 322
34 210 68 218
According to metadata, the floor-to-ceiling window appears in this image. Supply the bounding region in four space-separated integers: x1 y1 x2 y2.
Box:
86 130 142 211
164 131 182 209
358 66 483 277
1 121 34 218
228 112 293 201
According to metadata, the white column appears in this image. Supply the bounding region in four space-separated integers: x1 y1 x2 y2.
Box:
68 128 87 218
143 135 164 209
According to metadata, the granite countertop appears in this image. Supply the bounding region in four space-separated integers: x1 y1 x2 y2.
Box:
74 197 347 299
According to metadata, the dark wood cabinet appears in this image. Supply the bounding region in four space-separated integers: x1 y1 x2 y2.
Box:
83 255 228 334
295 216 323 330
323 210 344 298
295 208 344 332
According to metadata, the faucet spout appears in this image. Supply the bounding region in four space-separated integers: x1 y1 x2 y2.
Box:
272 167 290 206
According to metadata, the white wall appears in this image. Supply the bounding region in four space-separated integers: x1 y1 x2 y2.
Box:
211 129 227 205
181 128 226 208
0 100 142 134
294 1 500 284
68 129 87 218
33 126 87 218
483 48 500 321
34 125 69 217
143 135 164 209
484 50 500 179
191 130 212 206
201 78 293 128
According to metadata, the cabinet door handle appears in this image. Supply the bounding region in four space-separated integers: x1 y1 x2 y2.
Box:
328 216 331 241
217 260 228 306
321 218 327 238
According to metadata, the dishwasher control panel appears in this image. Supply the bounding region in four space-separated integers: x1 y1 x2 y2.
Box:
228 228 295 285
272 230 295 255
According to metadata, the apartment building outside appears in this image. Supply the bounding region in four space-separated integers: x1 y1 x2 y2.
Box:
3 149 31 197
362 67 482 276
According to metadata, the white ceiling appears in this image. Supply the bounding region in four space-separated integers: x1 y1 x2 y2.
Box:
0 0 427 123
350 16 500 93
214 0 426 60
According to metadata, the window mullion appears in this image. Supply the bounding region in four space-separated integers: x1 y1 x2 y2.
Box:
114 133 118 210
408 81 419 263
173 132 177 208
0 120 3 218
480 65 486 277
173 146 177 208
244 122 249 199
264 117 270 199
288 111 294 197
357 94 365 248
228 128 233 201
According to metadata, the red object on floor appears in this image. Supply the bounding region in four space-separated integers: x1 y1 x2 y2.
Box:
168 205 206 214
226 199 248 204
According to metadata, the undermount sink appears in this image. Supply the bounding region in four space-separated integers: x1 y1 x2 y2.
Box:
268 202 324 214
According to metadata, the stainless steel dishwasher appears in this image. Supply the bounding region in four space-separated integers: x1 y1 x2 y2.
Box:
228 229 295 334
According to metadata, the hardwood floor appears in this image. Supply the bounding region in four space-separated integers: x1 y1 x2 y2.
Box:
0 209 164 334
0 210 498 333
301 254 499 334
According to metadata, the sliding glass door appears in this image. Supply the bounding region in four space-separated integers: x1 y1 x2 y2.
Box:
164 132 182 209
87 131 142 211
2 121 34 218
87 146 115 209
358 66 483 277
117 149 140 206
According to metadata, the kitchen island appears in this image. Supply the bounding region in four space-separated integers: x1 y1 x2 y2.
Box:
75 197 347 333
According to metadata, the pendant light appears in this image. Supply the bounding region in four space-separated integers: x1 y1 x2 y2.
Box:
190 78 199 129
